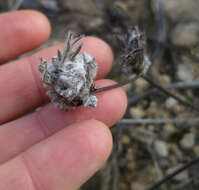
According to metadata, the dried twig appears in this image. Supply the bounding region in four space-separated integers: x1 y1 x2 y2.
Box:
95 74 199 113
142 75 199 113
119 118 199 125
152 1 166 61
111 157 120 190
101 125 124 190
0 0 24 11
93 74 141 93
121 127 156 145
100 165 112 190
111 125 123 190
10 0 24 10
148 157 199 190
147 140 168 190
129 80 199 105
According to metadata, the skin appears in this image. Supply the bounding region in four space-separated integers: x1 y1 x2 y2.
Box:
0 10 127 190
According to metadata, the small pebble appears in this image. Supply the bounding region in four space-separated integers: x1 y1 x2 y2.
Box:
131 182 146 190
38 0 60 11
122 135 131 145
129 107 145 118
193 146 199 157
180 133 195 150
171 22 199 47
177 64 193 82
165 98 178 109
164 124 177 138
169 144 184 161
154 140 169 158
122 83 132 92
87 17 104 30
135 77 148 90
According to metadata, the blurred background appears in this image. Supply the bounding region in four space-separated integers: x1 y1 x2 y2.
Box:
1 0 199 190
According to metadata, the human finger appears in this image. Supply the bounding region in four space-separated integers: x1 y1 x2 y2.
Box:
0 37 114 124
0 120 112 190
0 10 51 63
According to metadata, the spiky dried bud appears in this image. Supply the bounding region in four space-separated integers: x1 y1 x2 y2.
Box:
121 26 151 75
38 31 98 111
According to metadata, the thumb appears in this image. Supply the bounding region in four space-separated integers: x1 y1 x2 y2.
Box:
0 119 113 190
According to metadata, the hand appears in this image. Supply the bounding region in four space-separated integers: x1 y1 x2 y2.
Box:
0 10 127 189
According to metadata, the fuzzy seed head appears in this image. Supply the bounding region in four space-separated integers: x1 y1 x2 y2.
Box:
38 31 98 111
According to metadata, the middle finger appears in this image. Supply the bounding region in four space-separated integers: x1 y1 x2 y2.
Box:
0 79 127 164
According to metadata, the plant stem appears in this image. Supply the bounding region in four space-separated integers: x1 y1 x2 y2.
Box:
148 157 199 190
129 80 199 105
93 74 141 94
94 73 199 113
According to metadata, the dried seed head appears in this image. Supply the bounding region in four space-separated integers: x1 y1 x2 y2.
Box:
121 26 151 75
38 31 98 111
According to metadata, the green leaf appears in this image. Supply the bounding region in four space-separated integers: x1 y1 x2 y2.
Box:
57 50 62 61
38 58 46 73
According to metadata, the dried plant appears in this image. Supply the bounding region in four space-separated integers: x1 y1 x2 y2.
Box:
120 26 151 75
38 31 98 111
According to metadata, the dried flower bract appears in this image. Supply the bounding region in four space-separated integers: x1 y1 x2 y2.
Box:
121 26 151 75
38 31 98 111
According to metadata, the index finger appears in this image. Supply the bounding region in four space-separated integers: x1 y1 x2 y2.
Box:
0 10 51 63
